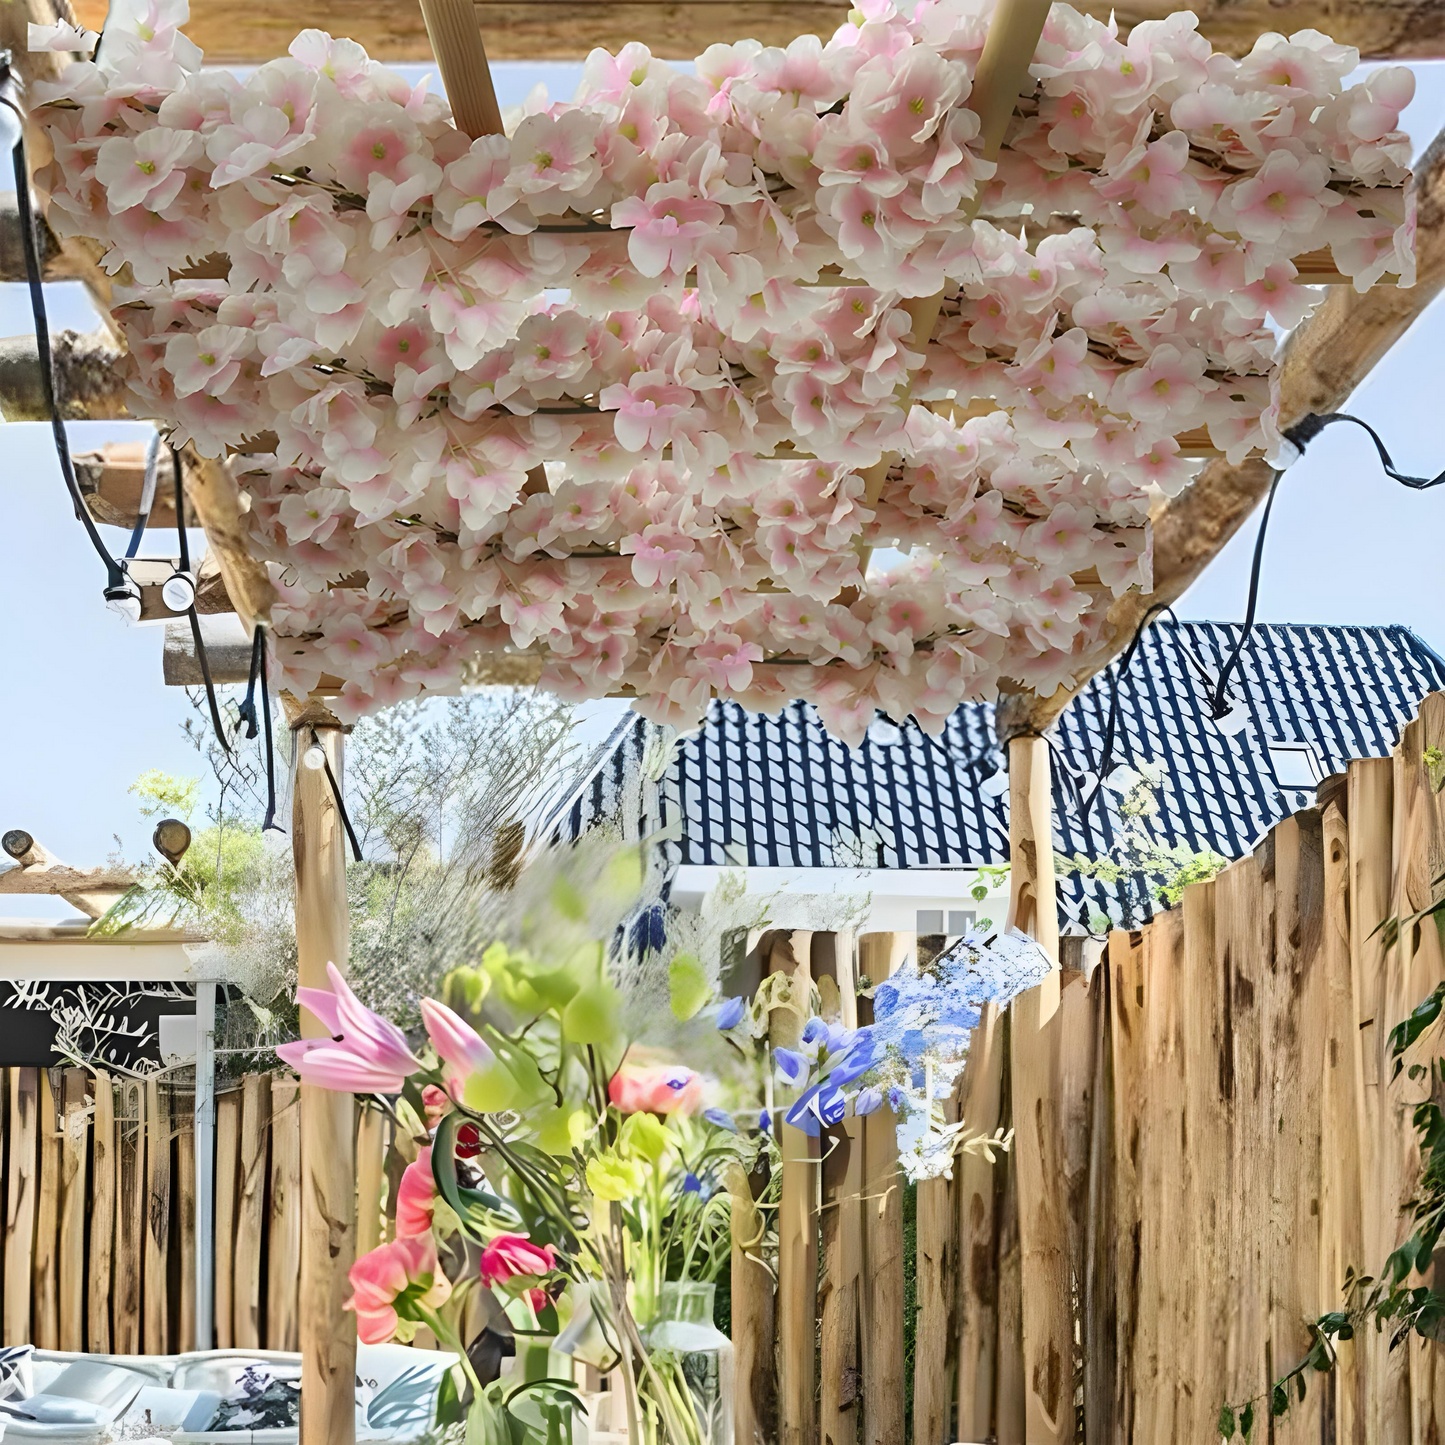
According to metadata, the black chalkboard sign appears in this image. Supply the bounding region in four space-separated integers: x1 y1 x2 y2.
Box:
0 980 196 1070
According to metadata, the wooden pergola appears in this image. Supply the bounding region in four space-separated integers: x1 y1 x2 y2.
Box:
5 1 1445 1441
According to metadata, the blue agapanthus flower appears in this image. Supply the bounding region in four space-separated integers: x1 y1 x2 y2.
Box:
704 1107 738 1133
715 995 746 1031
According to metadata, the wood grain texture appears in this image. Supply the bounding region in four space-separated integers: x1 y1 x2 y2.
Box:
32 1071 59 1351
4 1069 38 1346
143 1078 172 1354
87 1071 115 1354
214 1088 240 1350
113 1080 144 1354
234 1072 271 1350
68 0 1445 62
57 1069 87 1351
177 1106 197 1352
912 1078 960 1445
268 1077 302 1352
956 1003 1005 1442
293 724 357 1445
355 1103 386 1260
728 1158 776 1445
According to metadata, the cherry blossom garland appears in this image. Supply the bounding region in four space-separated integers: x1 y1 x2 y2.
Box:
30 0 1414 743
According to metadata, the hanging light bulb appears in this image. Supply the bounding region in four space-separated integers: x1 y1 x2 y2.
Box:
980 765 1009 798
1211 700 1251 737
302 743 328 771
161 568 196 613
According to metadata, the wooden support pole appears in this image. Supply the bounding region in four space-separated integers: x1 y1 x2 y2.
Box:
88 1070 115 1353
293 721 357 1445
4 1068 37 1345
417 0 504 138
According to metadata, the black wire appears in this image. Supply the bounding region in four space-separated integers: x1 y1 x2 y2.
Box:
312 728 363 862
237 626 264 740
124 433 160 560
186 606 231 752
1286 412 1445 491
257 629 281 834
0 76 125 591
1208 464 1283 720
171 444 190 573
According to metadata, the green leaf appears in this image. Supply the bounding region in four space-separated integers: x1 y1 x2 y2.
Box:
668 953 710 1020
1295 1371 1306 1403
431 1111 521 1238
1218 1404 1237 1440
561 980 620 1044
1388 982 1445 1070
435 1362 466 1426
1240 1401 1254 1439
462 1058 524 1114
1271 1383 1289 1417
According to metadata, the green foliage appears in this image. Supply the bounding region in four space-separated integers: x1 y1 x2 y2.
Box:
1056 763 1228 927
128 768 201 821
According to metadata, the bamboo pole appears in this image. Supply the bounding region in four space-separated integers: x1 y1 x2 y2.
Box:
293 721 357 1445
417 0 504 138
268 1076 302 1352
858 933 912 1445
356 1103 387 1259
57 1068 86 1351
113 1080 144 1353
4 1068 37 1345
88 1070 115 1353
143 1078 171 1354
32 1070 59 1350
214 1087 240 1350
234 1072 270 1349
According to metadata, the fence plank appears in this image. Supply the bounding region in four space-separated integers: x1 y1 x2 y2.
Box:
913 1079 959 1445
729 1157 775 1445
993 1026 1024 1445
816 932 861 1445
143 1078 171 1354
1055 970 1094 1444
58 1068 87 1351
234 1072 270 1349
1082 964 1115 1445
356 1103 386 1260
1319 801 1364 1441
4 1069 37 1345
858 932 910 1445
214 1088 240 1349
113 1080 144 1353
32 1070 59 1350
88 1071 115 1353
268 1077 302 1351
178 1103 197 1352
955 1002 1004 1442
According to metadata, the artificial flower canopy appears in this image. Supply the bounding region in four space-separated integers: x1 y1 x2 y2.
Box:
35 0 1414 741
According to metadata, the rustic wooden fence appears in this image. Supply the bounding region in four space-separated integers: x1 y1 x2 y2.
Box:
0 1070 395 1355
735 692 1445 1445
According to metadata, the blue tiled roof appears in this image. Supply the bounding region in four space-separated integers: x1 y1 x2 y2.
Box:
553 622 1445 928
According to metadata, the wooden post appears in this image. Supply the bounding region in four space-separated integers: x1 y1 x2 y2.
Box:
4 1068 37 1345
417 0 504 138
858 933 911 1445
178 1106 198 1352
956 1004 1005 1441
268 1076 302 1352
293 720 357 1445
57 1068 87 1351
816 933 862 1445
32 1070 59 1350
143 1077 171 1354
234 1073 270 1347
214 1088 240 1350
356 1103 386 1259
728 1158 775 1445
913 1078 960 1445
88 1070 115 1353
113 1080 144 1354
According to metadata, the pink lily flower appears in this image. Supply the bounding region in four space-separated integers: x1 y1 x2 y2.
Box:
478 1233 557 1290
275 962 420 1094
394 1146 438 1239
346 1235 452 1344
419 998 495 1101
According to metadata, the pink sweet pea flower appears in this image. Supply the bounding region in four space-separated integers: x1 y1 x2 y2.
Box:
275 962 421 1094
608 1063 704 1116
478 1233 557 1290
394 1146 437 1239
419 998 495 1101
346 1235 452 1345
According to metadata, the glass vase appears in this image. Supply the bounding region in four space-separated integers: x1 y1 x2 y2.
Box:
643 1281 734 1445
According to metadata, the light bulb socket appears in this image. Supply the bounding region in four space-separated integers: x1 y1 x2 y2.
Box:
104 579 142 624
161 569 196 613
1211 701 1251 737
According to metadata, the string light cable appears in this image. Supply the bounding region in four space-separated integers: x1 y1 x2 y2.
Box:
0 55 134 615
236 624 283 834
1208 411 1445 723
302 726 363 862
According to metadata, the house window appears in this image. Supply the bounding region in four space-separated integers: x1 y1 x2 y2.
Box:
917 909 977 936
916 909 944 934
1267 739 1324 790
947 910 975 936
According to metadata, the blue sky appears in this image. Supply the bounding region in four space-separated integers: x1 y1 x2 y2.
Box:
3 58 1444 897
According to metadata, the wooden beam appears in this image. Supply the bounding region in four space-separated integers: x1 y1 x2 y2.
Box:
74 443 198 531
66 0 1445 63
996 120 1445 741
0 331 129 420
293 722 357 1445
418 0 504 138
